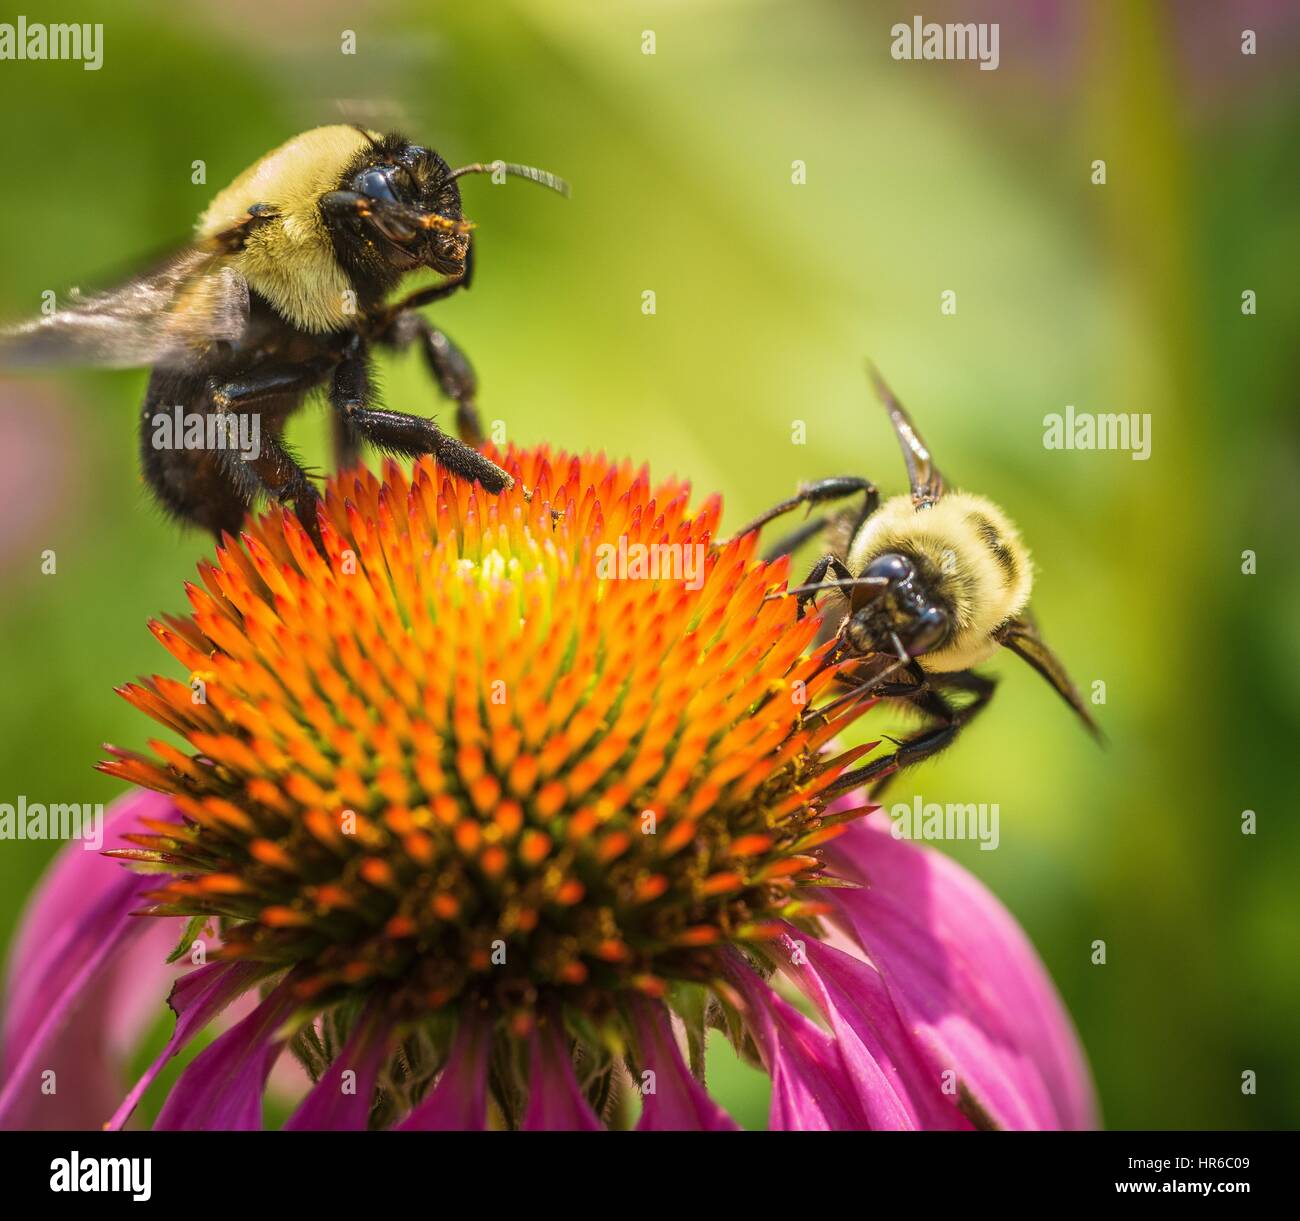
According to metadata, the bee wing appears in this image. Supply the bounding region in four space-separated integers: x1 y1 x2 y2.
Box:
867 364 944 508
0 232 253 371
996 614 1103 740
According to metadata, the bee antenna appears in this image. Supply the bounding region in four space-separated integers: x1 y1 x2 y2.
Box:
763 575 887 602
447 161 571 198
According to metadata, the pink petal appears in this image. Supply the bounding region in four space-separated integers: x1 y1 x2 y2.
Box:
5 790 180 1051
107 960 267 1131
826 816 1098 1130
153 973 299 1130
0 864 154 1127
0 792 207 1129
283 1008 390 1131
630 997 738 1131
102 920 196 1065
397 1016 492 1131
779 930 971 1129
522 1019 603 1131
724 954 866 1130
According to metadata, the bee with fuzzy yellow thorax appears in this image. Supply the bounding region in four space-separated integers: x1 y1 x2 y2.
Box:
0 125 568 542
731 367 1100 793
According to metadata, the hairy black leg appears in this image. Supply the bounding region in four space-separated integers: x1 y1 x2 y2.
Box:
380 311 483 445
726 477 879 557
420 324 481 445
331 412 364 473
206 360 334 542
822 670 998 798
205 360 333 414
140 362 330 538
232 431 323 545
791 553 857 616
331 341 512 494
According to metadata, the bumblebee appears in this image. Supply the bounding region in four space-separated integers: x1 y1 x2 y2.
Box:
732 367 1100 793
0 126 568 541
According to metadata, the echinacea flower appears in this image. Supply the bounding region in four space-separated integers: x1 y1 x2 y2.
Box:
0 446 1096 1130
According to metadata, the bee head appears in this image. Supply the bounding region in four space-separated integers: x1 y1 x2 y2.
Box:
330 134 568 293
844 552 951 659
341 143 471 277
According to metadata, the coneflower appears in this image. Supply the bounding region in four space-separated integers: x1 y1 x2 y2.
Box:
0 446 1096 1130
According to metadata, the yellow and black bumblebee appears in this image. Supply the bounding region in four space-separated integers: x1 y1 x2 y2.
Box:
733 367 1100 792
0 125 568 540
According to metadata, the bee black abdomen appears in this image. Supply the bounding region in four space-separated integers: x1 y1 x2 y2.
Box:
139 371 243 535
138 369 306 537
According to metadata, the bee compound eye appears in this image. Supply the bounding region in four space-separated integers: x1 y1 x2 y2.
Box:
907 605 950 656
355 167 399 203
863 553 913 584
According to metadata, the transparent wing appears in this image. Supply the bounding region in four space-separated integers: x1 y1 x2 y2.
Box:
867 364 944 509
0 238 251 372
996 614 1103 739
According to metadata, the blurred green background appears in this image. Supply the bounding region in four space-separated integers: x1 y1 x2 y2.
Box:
1 0 1297 1129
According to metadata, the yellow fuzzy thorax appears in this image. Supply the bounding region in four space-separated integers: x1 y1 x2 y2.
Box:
846 491 1033 672
197 126 379 333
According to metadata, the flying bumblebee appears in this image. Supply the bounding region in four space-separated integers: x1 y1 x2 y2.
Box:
731 367 1100 793
0 125 568 541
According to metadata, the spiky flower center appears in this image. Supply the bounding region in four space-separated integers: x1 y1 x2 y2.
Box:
104 447 871 1025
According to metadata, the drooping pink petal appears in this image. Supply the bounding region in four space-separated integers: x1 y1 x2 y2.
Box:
1 869 154 1127
283 1008 390 1131
630 997 738 1131
1 791 191 1129
521 1019 603 1131
5 791 179 1046
777 930 971 1130
107 960 268 1131
826 816 1097 1130
724 952 866 1131
396 1015 492 1131
153 972 299 1131
102 920 196 1064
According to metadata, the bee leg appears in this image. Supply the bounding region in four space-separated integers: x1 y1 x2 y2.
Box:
821 671 998 798
794 553 857 616
330 413 364 473
223 432 324 546
206 361 334 412
330 343 512 494
420 325 482 446
204 362 335 542
380 311 483 446
725 477 879 557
